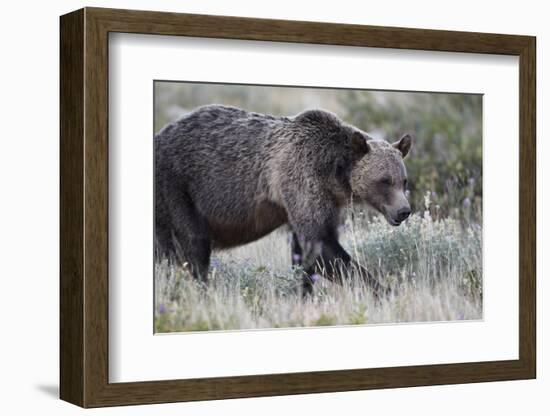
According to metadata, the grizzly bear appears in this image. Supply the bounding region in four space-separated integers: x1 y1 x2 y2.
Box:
155 104 412 295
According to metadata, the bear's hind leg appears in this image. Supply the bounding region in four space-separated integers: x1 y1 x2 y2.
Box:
172 228 211 283
164 191 212 282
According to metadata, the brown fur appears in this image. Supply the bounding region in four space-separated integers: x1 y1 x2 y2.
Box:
154 104 413 295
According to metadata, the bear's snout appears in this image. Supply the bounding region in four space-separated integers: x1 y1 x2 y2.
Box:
396 207 411 223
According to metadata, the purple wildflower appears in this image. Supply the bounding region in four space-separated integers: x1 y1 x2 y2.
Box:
311 273 321 282
292 254 301 262
158 304 167 314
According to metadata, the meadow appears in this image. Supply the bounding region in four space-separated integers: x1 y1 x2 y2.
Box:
154 82 483 333
155 193 482 332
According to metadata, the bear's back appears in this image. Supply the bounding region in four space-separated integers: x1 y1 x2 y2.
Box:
155 105 292 221
155 104 289 170
155 104 354 210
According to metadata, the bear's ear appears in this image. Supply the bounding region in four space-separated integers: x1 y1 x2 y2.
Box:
392 134 413 158
351 131 370 156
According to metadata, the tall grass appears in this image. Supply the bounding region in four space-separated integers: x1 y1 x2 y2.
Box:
154 196 482 333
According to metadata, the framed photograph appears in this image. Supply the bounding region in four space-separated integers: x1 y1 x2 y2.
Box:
60 7 536 408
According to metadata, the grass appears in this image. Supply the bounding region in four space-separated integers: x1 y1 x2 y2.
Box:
154 196 482 333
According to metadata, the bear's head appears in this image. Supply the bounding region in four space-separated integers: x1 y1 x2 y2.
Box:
350 133 413 226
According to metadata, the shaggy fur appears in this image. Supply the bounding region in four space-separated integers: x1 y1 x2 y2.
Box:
155 104 412 295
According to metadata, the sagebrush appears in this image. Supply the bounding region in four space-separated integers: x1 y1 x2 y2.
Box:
155 199 482 332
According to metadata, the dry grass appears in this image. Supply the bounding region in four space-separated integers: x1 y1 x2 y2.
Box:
154 198 482 333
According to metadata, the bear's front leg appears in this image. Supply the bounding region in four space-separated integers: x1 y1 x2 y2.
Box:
292 230 352 296
285 186 388 297
290 232 303 267
291 231 347 296
290 232 322 296
349 260 392 299
317 239 391 298
292 231 390 298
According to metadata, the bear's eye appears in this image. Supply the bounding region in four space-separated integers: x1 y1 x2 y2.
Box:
379 177 392 186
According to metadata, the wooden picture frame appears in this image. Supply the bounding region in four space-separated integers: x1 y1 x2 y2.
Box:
60 7 536 408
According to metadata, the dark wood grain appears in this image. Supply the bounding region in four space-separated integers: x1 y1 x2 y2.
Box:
59 8 84 406
83 10 110 406
60 7 537 408
518 38 536 376
88 7 532 55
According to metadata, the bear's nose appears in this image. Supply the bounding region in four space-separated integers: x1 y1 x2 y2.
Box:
397 208 411 222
